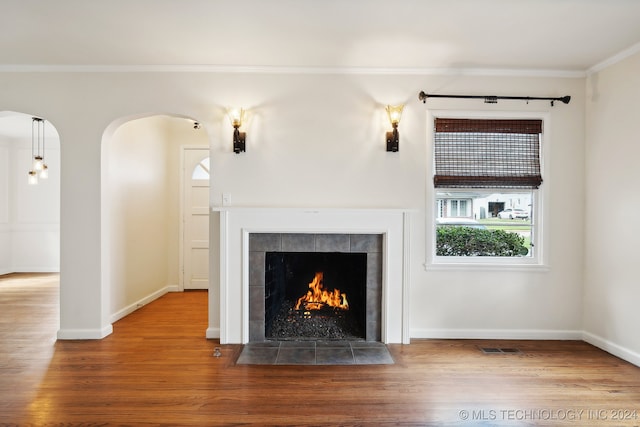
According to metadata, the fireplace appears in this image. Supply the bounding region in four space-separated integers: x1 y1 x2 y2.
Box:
249 233 382 342
265 252 367 340
212 208 410 344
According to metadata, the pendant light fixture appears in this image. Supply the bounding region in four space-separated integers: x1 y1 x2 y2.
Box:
28 117 48 185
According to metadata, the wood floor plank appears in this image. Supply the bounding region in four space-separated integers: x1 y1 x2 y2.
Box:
1 273 640 426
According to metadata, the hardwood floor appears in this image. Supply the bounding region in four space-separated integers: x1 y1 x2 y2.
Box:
2 273 640 426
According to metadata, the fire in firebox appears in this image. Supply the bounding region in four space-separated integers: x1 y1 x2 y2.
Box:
264 251 366 340
294 272 349 311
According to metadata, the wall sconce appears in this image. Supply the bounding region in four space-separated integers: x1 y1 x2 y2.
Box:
385 104 403 152
227 108 246 154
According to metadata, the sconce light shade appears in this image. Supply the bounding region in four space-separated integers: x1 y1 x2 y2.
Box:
227 108 246 154
227 108 245 128
386 104 404 126
385 104 404 152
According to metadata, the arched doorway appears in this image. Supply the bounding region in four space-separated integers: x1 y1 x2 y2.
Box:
101 114 209 323
0 111 60 275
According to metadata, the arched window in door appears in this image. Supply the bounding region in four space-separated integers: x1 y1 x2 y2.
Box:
191 157 210 180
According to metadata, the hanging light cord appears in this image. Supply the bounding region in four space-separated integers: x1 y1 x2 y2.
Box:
32 117 45 162
31 118 36 162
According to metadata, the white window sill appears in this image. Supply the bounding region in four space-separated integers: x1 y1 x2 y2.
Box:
424 260 550 273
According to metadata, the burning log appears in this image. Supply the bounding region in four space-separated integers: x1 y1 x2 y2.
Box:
294 272 349 311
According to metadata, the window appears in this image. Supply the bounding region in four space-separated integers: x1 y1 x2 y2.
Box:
191 157 210 180
427 113 547 267
438 198 472 218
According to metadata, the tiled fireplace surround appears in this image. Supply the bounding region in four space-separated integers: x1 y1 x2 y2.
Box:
248 233 383 342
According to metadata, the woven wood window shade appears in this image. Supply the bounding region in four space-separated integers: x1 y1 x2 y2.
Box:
434 118 543 189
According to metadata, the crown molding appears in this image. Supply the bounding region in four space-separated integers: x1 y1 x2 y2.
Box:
0 64 586 78
588 41 640 74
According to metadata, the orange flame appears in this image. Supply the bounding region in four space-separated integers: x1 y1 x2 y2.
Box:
294 272 349 311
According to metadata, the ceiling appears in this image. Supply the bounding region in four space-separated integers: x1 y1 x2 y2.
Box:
2 0 640 73
2 0 640 139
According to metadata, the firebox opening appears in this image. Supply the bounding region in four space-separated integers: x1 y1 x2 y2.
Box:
265 252 367 341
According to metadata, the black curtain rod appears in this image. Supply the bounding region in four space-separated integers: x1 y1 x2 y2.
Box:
418 91 571 106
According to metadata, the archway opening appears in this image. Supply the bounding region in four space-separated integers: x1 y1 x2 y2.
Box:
101 114 209 325
0 111 60 275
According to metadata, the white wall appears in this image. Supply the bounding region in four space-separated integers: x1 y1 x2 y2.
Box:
106 116 171 318
0 71 586 344
209 73 586 341
105 115 207 321
0 121 60 275
0 141 10 274
583 52 640 365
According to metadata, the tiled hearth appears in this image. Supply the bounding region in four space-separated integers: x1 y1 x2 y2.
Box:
248 233 383 342
236 340 394 365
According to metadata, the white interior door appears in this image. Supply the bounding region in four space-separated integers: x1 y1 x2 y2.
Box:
183 148 210 290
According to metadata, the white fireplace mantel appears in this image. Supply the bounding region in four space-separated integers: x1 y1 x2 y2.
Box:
210 207 412 344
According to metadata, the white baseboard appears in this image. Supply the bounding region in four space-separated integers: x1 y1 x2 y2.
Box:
12 267 60 273
57 324 113 340
0 268 60 275
410 328 639 368
56 286 185 340
582 331 640 368
206 327 220 339
411 328 583 340
110 286 174 324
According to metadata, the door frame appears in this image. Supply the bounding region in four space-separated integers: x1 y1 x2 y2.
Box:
179 145 210 291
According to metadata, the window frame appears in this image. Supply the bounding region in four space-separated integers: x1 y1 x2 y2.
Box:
425 109 550 270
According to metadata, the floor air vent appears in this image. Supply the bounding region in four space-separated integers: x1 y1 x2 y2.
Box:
480 347 522 354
